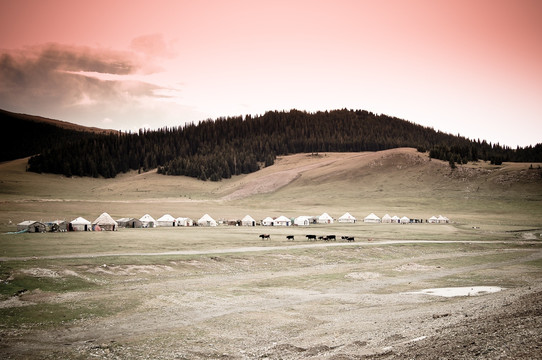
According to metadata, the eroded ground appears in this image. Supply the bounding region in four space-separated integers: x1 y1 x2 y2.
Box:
1 238 541 359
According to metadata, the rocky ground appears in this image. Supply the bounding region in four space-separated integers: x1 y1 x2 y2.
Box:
382 286 542 360
61 284 541 360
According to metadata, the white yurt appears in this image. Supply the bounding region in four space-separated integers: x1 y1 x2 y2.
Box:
391 215 400 223
176 217 193 226
241 215 256 226
273 215 292 226
294 215 312 226
381 214 392 223
317 213 334 224
262 217 274 226
364 213 381 223
139 214 156 228
198 214 217 227
400 216 411 224
338 212 356 223
437 215 449 223
157 214 176 227
428 216 438 224
70 217 91 231
92 212 118 231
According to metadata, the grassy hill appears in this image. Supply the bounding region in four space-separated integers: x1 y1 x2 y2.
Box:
1 148 540 230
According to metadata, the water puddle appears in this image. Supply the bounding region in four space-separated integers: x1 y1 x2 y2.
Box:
404 286 504 298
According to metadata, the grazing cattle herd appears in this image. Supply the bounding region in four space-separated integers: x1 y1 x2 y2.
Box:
259 234 355 242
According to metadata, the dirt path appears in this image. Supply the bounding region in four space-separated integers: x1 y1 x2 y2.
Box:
0 239 535 262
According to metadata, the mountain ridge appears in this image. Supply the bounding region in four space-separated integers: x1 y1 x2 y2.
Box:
0 109 118 134
0 109 117 163
3 108 541 180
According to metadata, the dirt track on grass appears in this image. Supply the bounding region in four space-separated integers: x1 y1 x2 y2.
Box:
1 239 535 262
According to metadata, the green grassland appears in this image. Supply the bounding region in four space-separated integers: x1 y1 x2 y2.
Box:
0 149 541 358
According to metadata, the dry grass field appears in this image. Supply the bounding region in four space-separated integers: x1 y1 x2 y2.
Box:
1 148 541 359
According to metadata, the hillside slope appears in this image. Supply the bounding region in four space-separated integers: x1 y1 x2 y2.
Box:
1 148 540 227
0 109 116 162
0 109 117 134
223 148 542 218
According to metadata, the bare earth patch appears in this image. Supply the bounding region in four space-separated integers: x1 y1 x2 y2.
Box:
344 271 381 280
85 264 174 276
0 296 30 309
394 263 440 272
20 268 61 278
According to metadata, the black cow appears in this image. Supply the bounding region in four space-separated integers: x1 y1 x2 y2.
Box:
346 236 355 242
259 234 270 240
306 234 317 241
327 235 336 241
286 235 295 241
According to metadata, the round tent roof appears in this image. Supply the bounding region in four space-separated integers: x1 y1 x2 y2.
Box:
364 213 381 221
157 214 176 222
71 217 91 225
93 212 118 226
139 214 156 222
242 215 256 222
198 214 217 226
339 212 356 220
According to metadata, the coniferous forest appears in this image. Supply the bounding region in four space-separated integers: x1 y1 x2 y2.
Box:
1 109 99 163
16 109 542 181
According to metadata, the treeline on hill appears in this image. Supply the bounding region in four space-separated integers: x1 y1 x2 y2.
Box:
0 109 100 162
25 109 542 181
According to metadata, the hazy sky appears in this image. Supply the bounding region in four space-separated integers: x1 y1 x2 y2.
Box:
1 0 540 147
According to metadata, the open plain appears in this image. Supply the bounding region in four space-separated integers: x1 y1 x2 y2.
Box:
1 148 541 359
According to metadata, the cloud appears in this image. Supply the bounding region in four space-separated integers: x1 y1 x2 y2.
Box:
0 42 173 115
130 33 177 59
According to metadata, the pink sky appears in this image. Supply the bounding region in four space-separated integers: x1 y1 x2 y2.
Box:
1 0 541 146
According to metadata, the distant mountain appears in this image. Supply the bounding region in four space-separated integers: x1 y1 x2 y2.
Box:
0 109 116 162
13 108 542 180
